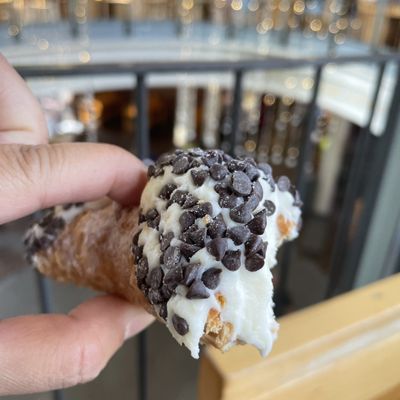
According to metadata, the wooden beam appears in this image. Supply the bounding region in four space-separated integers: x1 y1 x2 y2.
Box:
198 274 400 400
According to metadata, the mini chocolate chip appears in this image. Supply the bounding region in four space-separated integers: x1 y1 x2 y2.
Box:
29 236 52 254
179 211 196 231
218 192 244 209
277 176 291 192
189 147 204 157
47 216 65 231
230 204 253 224
147 165 156 178
139 212 146 223
247 209 267 235
41 216 65 235
191 169 209 186
245 164 260 181
192 202 213 218
172 314 189 335
258 163 272 176
180 224 197 243
201 151 220 167
132 230 141 245
227 160 246 172
146 208 158 221
160 232 174 251
243 156 257 166
161 284 173 300
169 190 189 207
210 163 229 181
182 193 198 209
180 242 201 260
245 234 264 256
207 214 227 239
231 171 252 196
148 267 164 290
151 167 164 178
245 254 265 271
226 226 251 245
264 200 276 216
190 158 201 168
157 152 175 166
137 257 149 281
223 153 233 162
257 241 268 257
159 183 177 200
222 250 241 271
201 268 222 289
253 181 264 200
159 303 168 320
245 194 260 211
139 283 148 294
163 246 181 268
148 215 160 229
183 263 201 286
172 156 190 174
206 238 228 261
188 228 206 247
164 266 183 288
133 245 143 262
186 280 210 299
148 289 164 304
214 183 227 194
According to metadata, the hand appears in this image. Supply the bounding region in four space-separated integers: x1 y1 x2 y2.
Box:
0 55 154 395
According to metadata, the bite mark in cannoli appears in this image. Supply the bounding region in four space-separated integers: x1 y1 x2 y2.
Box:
133 149 301 358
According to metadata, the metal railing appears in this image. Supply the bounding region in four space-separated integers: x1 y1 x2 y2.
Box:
13 50 400 400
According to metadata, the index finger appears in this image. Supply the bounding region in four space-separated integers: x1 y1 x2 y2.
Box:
0 143 147 224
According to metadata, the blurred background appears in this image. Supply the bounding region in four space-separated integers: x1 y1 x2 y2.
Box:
0 1 400 399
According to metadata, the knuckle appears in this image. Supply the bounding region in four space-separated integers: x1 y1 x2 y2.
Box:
70 324 105 386
16 145 48 183
0 144 65 207
1 144 49 185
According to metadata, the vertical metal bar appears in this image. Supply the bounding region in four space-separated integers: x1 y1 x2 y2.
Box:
135 73 149 400
135 73 150 159
35 271 64 400
9 2 22 42
370 0 389 52
35 270 53 314
334 63 400 293
137 331 148 400
296 65 323 196
229 70 244 156
68 0 79 38
326 62 387 297
275 65 323 311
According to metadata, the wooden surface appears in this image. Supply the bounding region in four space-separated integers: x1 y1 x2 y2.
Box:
198 274 400 400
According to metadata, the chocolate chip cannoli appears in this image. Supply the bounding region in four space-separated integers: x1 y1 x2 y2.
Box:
25 148 302 359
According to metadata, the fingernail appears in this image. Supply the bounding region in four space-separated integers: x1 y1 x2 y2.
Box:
124 310 154 340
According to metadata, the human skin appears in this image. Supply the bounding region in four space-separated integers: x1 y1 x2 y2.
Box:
0 54 154 395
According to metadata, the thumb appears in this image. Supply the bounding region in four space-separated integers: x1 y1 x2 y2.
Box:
0 143 147 224
0 295 154 395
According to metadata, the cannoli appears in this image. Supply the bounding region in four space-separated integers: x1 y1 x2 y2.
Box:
25 148 302 358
